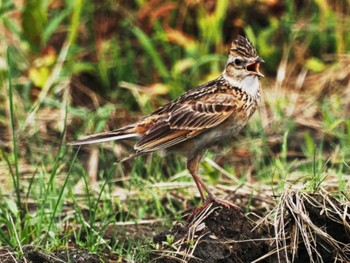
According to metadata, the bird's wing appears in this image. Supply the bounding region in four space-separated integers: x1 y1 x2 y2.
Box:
135 92 242 152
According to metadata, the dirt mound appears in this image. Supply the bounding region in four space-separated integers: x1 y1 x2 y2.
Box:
153 202 268 262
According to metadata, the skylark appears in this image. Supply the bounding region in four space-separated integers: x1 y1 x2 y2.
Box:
70 35 264 205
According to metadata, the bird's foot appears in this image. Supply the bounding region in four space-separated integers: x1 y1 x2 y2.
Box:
187 200 213 221
209 197 241 210
188 196 241 221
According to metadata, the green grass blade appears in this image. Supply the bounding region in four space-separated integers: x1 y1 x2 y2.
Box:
6 47 21 212
43 8 72 44
132 26 170 81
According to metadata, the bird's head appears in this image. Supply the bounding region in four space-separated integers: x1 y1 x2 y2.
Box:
224 35 264 80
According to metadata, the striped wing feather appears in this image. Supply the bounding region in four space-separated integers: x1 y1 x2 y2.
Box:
135 93 238 152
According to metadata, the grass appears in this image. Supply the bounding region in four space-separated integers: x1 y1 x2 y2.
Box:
0 0 350 262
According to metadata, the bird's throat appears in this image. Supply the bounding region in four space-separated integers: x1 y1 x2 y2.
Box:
240 75 260 98
222 73 260 99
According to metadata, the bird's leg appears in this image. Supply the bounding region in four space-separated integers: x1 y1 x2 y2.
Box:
187 153 215 201
187 153 240 212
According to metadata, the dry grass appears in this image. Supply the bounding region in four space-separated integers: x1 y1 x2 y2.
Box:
256 189 350 262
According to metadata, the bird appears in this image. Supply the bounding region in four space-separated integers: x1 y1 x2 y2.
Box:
70 35 264 206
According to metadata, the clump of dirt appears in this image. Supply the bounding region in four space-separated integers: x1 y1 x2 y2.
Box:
153 202 269 263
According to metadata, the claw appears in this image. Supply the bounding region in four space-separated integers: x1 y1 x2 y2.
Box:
188 197 241 221
210 197 241 210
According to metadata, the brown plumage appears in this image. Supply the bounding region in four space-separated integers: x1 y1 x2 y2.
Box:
70 35 264 202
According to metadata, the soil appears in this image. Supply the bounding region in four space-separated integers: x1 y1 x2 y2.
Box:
153 202 269 263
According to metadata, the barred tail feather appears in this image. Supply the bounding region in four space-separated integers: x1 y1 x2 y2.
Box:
69 125 141 146
69 133 140 146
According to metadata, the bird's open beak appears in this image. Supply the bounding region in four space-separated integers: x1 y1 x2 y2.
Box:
246 57 265 78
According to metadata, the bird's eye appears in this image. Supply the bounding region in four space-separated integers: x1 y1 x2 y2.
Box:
234 58 243 67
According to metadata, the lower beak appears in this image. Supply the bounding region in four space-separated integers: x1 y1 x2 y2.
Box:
246 59 265 78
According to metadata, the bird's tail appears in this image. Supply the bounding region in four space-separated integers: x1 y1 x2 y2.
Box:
68 125 141 146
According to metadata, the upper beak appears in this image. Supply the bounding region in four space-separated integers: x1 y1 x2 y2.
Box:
246 57 265 78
